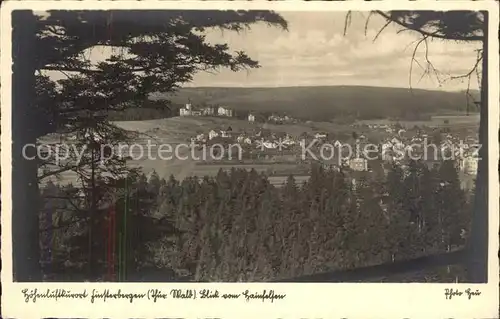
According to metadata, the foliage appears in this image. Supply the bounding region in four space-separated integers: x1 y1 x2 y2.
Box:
14 8 488 283
34 10 287 140
355 7 488 283
41 161 472 282
13 9 288 281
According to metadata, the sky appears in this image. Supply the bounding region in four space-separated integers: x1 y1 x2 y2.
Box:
187 11 482 90
43 11 482 91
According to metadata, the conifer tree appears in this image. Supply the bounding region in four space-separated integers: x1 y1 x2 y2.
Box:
12 9 287 281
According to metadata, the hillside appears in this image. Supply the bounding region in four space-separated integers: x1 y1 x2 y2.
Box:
153 86 479 121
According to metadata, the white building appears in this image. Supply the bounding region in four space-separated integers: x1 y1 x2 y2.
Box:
351 177 358 191
460 156 479 175
202 106 215 116
196 133 206 142
82 130 104 143
348 158 368 171
391 137 400 144
262 141 277 149
179 103 192 116
248 114 256 122
237 134 251 144
179 109 190 116
314 132 327 139
208 129 219 140
218 106 233 117
282 137 295 146
382 142 392 153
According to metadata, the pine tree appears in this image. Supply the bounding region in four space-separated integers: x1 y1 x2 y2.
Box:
436 160 470 251
418 164 440 253
148 171 161 198
12 9 287 281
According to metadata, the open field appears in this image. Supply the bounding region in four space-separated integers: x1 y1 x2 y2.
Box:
112 116 207 142
40 116 313 187
162 115 355 138
355 114 480 129
39 142 201 187
193 174 310 187
38 114 478 189
39 117 207 186
190 163 303 177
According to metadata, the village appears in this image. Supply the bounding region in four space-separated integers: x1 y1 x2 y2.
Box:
176 103 480 190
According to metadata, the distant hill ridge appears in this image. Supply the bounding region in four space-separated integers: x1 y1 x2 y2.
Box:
152 85 479 121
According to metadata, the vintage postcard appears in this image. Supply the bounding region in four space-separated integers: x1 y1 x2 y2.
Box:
1 0 499 318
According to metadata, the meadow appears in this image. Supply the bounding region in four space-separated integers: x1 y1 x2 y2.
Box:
39 117 320 187
38 111 479 190
355 114 480 128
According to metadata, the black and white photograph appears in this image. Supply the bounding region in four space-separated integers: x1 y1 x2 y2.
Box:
2 0 499 317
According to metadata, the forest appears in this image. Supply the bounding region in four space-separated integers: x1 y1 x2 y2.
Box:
39 159 472 282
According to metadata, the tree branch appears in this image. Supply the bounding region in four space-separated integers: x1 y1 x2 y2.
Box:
42 194 86 213
40 216 89 233
373 19 392 43
38 157 100 180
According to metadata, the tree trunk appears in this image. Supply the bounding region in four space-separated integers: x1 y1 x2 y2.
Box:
88 147 98 279
466 11 488 283
11 10 42 281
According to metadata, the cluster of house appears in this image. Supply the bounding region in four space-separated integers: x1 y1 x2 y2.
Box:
189 127 239 144
316 130 479 175
267 114 294 123
178 101 300 127
189 127 297 148
179 103 233 117
361 123 399 134
459 156 479 175
186 127 370 172
378 133 479 175
185 120 479 176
